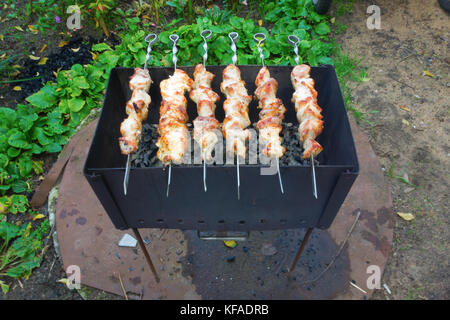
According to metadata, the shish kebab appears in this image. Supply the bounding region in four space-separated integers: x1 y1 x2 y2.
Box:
220 32 252 200
253 33 286 194
190 30 221 192
288 35 324 199
156 34 194 197
119 33 157 195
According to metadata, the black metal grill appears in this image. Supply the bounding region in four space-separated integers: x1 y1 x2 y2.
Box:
83 65 359 232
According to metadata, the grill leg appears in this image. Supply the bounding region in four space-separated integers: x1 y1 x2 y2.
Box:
132 228 160 283
287 227 314 279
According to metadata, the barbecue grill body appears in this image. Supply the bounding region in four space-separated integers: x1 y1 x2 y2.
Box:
83 65 359 231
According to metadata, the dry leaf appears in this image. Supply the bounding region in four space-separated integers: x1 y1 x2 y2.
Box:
142 15 150 20
53 71 59 77
397 212 415 221
0 53 6 59
57 278 70 286
40 44 47 53
33 214 46 221
38 57 48 65
331 17 336 24
13 86 21 91
12 64 21 69
399 105 410 112
91 52 98 60
71 47 80 53
402 119 410 126
258 19 263 27
58 40 69 47
14 26 24 32
224 240 237 248
29 55 40 60
0 34 4 41
58 32 66 36
28 25 38 34
422 70 435 78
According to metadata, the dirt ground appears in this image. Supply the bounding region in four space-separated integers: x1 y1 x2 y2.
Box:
336 0 449 299
1 0 448 300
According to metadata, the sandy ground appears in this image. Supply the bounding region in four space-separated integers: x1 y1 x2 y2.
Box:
335 0 449 299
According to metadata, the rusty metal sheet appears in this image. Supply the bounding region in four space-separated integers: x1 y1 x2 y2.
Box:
55 117 392 300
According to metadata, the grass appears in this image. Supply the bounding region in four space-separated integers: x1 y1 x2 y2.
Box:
387 163 417 187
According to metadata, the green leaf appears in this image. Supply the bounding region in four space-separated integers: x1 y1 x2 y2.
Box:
25 85 57 111
0 221 21 242
68 98 85 112
7 147 20 158
73 76 90 89
315 22 331 35
0 280 10 294
33 127 51 146
8 195 28 214
12 180 28 193
42 142 62 153
7 131 28 149
91 42 112 52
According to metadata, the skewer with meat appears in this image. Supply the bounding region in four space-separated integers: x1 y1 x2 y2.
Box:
220 64 252 160
118 68 152 155
156 69 193 164
290 64 324 159
190 64 220 162
254 66 286 159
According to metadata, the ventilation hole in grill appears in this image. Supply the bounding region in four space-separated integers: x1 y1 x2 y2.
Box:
218 220 225 224
177 219 184 224
239 220 246 224
260 219 266 223
280 219 287 224
198 220 205 224
156 219 164 223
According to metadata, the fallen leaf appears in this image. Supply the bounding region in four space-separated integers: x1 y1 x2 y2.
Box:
0 34 4 41
402 119 410 126
58 40 69 47
71 47 80 53
14 26 24 32
38 57 48 65
258 19 263 27
142 15 150 20
330 17 336 24
39 44 47 53
261 243 277 256
224 240 237 248
12 64 21 69
13 86 21 91
32 213 46 221
399 105 410 112
28 55 40 60
404 187 415 193
53 71 59 77
0 53 6 59
28 25 38 34
58 32 66 36
397 212 415 221
57 278 70 286
422 70 435 78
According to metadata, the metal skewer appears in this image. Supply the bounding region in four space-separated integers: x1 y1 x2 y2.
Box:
165 34 179 198
228 32 240 199
123 33 158 196
254 33 284 195
201 29 212 193
288 34 318 199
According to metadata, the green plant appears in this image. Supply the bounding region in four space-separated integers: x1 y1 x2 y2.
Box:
387 163 417 187
204 6 233 25
0 218 50 280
